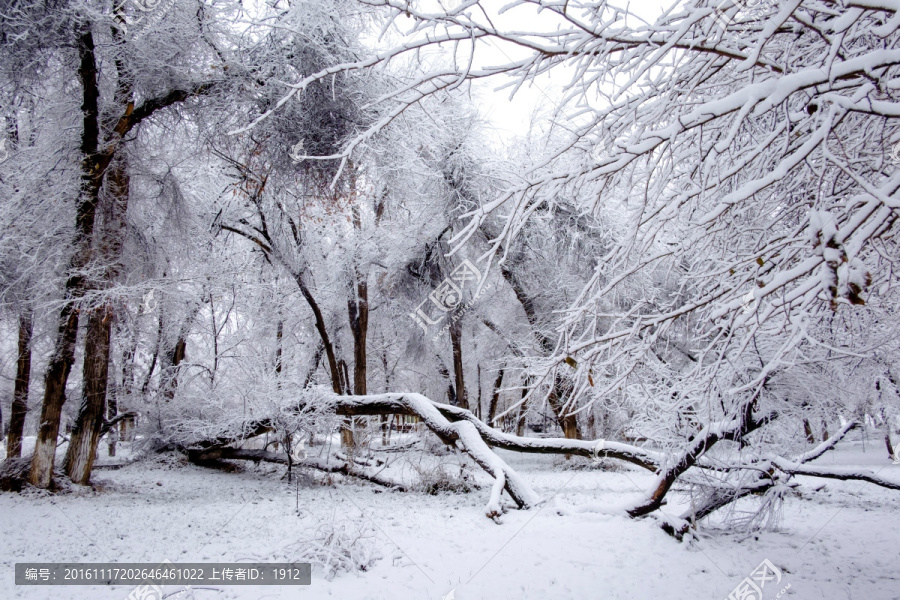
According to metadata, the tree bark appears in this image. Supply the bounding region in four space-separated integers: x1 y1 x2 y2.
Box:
6 311 33 458
516 379 530 437
27 19 215 487
110 325 137 457
343 256 368 449
161 337 187 401
487 368 504 427
29 26 102 488
497 265 581 439
803 418 815 444
65 146 130 483
295 273 343 395
436 355 456 406
449 318 468 411
274 320 283 375
63 305 112 483
476 364 482 419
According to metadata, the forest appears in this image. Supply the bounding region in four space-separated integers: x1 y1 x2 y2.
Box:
1 1 899 599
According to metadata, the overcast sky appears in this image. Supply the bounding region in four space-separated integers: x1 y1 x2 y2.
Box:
463 0 678 144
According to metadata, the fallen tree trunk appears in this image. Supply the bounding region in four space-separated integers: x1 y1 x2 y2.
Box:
337 394 539 517
664 420 900 539
172 392 658 519
187 448 407 491
432 402 660 470
627 408 777 519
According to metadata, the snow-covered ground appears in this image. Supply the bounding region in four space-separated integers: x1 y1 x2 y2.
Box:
2 439 899 600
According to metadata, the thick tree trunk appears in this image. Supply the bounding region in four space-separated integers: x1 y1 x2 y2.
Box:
65 149 130 483
29 26 102 488
6 311 33 458
449 318 468 411
343 261 369 449
63 305 112 484
548 388 580 440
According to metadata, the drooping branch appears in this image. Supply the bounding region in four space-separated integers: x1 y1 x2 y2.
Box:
336 393 539 517
672 420 900 537
434 402 660 470
627 408 777 518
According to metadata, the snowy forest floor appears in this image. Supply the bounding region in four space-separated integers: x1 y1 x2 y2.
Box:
2 438 899 600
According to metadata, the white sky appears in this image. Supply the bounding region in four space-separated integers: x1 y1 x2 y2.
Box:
460 0 678 144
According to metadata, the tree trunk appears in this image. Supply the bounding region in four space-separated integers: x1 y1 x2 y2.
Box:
487 368 504 427
497 265 581 439
141 310 163 397
450 318 468 411
803 418 815 444
6 311 33 458
274 320 283 375
476 364 482 419
516 379 530 437
29 26 102 488
548 388 580 440
161 337 187 401
295 273 343 395
343 259 369 449
63 305 112 484
110 326 137 457
302 342 324 389
381 347 391 446
65 148 130 483
351 279 368 395
437 356 456 406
